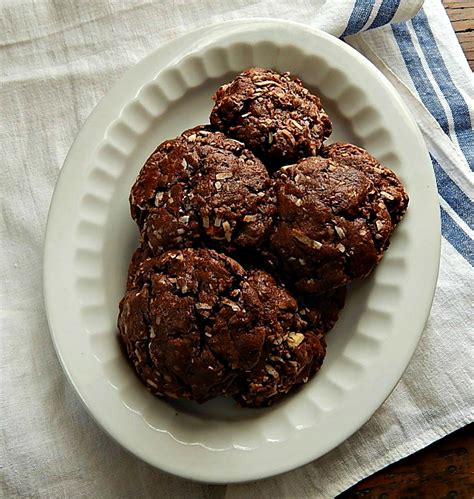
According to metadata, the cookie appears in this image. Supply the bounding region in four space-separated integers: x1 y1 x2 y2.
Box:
119 248 265 402
210 68 332 168
130 126 276 255
269 156 394 294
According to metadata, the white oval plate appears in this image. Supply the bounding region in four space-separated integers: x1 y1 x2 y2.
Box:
43 19 440 483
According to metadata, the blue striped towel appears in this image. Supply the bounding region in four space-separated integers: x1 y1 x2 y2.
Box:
0 0 472 497
231 0 474 499
232 1 474 496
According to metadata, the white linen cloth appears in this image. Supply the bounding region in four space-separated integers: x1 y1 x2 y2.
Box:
1 1 473 497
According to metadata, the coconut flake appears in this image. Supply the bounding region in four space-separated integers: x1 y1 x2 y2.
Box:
222 221 232 241
287 332 305 349
222 298 240 311
265 365 279 378
216 172 233 181
154 191 164 206
195 302 212 310
290 119 303 130
334 226 346 239
255 80 278 87
293 231 322 249
243 214 258 222
381 191 395 201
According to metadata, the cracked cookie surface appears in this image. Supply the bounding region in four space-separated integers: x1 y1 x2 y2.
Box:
210 68 332 168
269 156 394 294
322 142 408 225
234 270 326 408
130 126 276 255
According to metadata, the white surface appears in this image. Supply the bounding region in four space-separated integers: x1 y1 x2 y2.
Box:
3 1 473 497
43 20 440 483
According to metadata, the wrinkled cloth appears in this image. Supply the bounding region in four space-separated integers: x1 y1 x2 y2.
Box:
1 0 473 497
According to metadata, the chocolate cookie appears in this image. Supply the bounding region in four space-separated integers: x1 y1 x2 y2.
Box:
119 248 265 402
130 126 276 255
210 68 332 168
269 156 394 294
119 248 327 406
322 142 409 225
234 269 326 408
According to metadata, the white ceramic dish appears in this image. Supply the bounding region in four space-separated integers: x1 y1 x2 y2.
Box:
43 19 440 483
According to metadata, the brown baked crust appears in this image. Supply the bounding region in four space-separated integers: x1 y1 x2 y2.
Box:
322 143 409 225
130 126 276 255
119 248 265 402
119 248 327 406
234 269 326 408
126 244 153 291
299 287 347 334
269 157 393 294
210 68 332 168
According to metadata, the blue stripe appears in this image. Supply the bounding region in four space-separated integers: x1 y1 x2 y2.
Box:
412 10 474 171
342 0 375 37
440 206 474 266
392 23 451 135
431 155 474 231
369 0 400 29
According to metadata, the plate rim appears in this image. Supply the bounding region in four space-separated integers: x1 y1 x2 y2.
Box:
43 18 441 483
